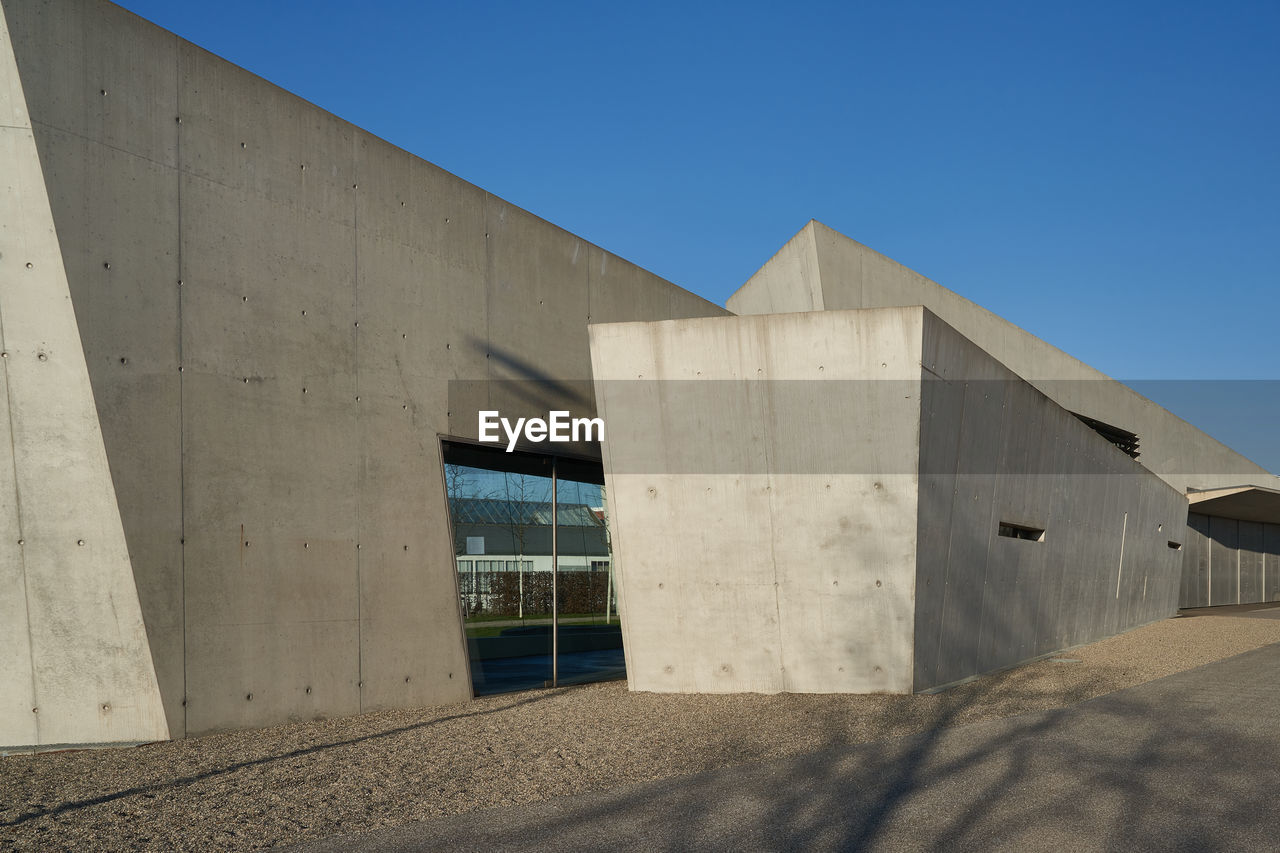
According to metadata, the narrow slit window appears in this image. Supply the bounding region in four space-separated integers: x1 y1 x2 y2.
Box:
999 522 1045 542
1167 540 1183 551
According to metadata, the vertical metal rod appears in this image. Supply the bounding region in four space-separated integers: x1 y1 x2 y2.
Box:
551 458 558 687
1115 511 1128 599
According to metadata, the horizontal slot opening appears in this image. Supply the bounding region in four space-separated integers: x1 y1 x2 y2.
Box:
1168 541 1183 550
999 522 1045 542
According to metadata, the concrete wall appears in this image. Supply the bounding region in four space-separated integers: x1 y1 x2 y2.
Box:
914 313 1187 690
2 0 726 740
729 221 1273 493
1180 512 1280 607
0 1 167 749
591 308 927 694
727 224 825 316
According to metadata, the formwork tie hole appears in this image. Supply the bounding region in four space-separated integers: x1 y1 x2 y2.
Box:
77 539 85 546
37 353 47 361
25 262 32 269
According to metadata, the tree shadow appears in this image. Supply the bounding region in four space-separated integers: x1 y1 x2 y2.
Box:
309 644 1280 852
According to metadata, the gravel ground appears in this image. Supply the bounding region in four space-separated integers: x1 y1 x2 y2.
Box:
4 609 1279 852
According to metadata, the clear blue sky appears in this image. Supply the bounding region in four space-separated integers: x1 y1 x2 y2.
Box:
115 0 1280 472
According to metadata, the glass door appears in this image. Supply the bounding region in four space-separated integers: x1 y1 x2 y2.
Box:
442 442 622 695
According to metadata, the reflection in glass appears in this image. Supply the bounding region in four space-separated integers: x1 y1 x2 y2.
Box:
442 445 623 695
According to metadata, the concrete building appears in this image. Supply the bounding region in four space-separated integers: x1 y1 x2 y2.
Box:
0 0 722 750
1 0 1275 749
590 306 1187 693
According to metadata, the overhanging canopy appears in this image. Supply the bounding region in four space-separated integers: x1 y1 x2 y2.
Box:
1187 484 1280 524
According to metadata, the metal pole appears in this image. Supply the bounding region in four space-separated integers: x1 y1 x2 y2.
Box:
551 459 558 687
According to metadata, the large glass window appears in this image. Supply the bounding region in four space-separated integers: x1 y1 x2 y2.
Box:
442 441 622 695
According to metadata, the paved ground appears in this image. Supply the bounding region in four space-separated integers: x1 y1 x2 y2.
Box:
287 641 1280 852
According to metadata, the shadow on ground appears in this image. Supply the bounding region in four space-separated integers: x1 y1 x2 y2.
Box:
296 644 1280 852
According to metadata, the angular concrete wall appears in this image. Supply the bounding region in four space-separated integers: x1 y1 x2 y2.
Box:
729 221 1272 493
0 1 167 749
728 224 826 316
593 306 1188 695
590 308 926 693
1 0 726 740
914 313 1187 690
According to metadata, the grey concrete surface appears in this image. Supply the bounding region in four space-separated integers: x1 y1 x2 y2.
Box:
729 221 1273 494
590 307 928 693
282 641 1280 853
1180 511 1280 607
0 1 167 748
590 307 1184 693
914 312 1186 690
0 0 726 744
